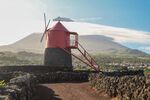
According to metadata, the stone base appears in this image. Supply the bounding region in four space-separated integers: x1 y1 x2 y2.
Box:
44 48 72 70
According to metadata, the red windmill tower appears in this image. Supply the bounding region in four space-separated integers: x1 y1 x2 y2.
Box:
41 14 99 71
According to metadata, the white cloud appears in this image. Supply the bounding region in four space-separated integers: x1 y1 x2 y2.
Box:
0 0 47 45
55 21 150 53
60 22 150 44
138 46 150 53
140 47 150 51
74 17 102 21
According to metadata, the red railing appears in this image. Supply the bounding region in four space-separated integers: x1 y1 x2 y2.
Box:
77 42 99 71
61 41 100 71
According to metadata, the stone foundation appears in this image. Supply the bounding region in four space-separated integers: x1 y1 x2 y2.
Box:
44 48 72 69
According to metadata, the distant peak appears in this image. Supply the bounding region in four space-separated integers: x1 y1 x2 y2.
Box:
53 16 74 22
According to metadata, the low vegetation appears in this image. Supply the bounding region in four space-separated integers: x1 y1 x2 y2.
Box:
0 80 6 88
0 51 43 66
0 51 149 75
144 68 150 75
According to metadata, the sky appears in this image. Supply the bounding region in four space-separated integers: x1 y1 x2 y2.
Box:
44 0 150 32
0 0 150 53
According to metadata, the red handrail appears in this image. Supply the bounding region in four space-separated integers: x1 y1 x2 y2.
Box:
61 48 99 71
77 42 99 71
59 41 100 71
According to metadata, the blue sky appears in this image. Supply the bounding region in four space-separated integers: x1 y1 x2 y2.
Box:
44 0 150 54
0 0 150 54
45 0 150 32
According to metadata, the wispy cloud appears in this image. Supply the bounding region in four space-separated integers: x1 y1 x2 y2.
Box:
140 46 150 51
57 22 150 53
138 46 150 54
74 17 102 21
61 22 150 44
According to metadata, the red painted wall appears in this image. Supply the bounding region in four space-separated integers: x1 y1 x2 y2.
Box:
46 30 69 48
45 22 78 48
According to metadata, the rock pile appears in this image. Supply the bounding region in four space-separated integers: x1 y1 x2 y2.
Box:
89 73 150 100
0 74 36 100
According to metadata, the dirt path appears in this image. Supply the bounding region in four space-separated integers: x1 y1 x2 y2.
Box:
35 82 111 100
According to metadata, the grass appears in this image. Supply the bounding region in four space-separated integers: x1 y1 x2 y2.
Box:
144 68 150 75
0 80 6 88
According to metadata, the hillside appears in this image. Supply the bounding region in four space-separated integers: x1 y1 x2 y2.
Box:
0 33 148 56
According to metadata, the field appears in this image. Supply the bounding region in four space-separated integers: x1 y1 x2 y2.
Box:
0 51 150 73
0 51 43 66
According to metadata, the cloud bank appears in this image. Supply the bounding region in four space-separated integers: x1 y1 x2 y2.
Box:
61 22 150 53
0 0 47 45
74 17 102 21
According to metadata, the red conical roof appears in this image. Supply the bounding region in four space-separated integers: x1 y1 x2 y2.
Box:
50 21 69 32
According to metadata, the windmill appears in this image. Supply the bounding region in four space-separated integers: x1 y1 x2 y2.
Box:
40 14 99 71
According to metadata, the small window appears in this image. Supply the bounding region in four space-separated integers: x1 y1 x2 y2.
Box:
70 34 76 46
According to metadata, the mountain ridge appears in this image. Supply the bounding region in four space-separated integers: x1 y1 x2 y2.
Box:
0 33 148 57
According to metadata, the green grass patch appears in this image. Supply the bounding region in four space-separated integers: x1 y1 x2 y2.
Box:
144 68 150 75
0 80 6 88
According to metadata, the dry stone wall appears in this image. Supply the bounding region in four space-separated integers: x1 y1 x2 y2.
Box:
0 65 148 100
0 74 36 100
89 73 150 100
0 68 90 100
